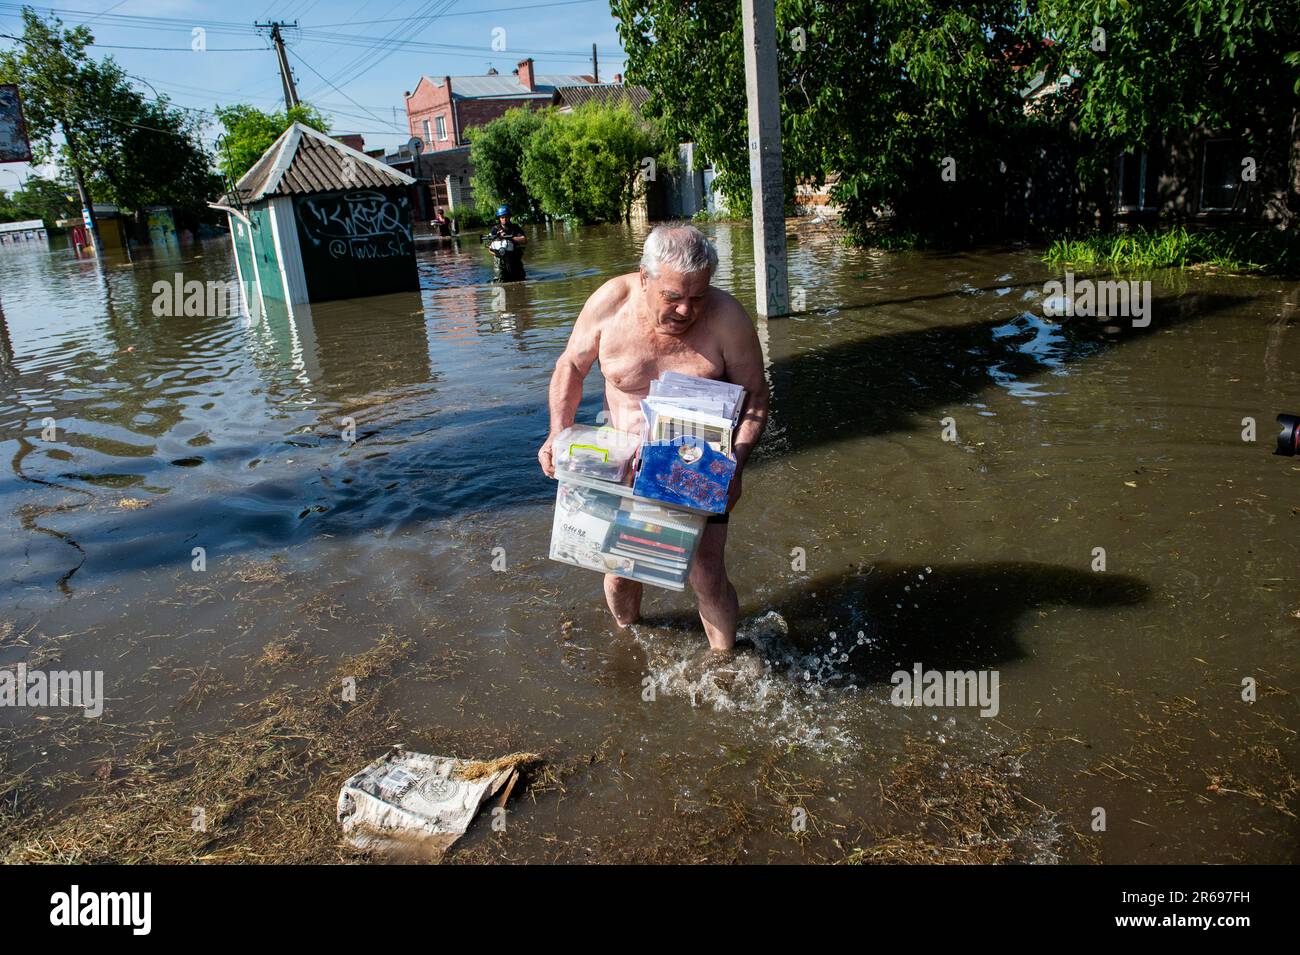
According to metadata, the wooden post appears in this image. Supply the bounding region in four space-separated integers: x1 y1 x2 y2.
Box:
742 0 788 317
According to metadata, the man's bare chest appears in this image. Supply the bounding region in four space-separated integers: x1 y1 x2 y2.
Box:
598 320 726 397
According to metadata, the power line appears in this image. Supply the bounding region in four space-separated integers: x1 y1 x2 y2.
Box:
294 30 624 58
90 42 265 51
287 46 390 129
310 0 605 28
308 0 458 97
0 3 255 32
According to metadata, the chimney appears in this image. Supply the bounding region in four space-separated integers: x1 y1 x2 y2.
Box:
517 58 535 91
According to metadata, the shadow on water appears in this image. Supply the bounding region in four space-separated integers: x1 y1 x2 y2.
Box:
760 290 1255 459
640 560 1151 684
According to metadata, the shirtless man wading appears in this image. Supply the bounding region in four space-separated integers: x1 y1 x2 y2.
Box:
537 224 769 651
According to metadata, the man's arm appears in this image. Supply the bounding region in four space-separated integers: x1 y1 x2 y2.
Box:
720 298 769 473
537 279 618 475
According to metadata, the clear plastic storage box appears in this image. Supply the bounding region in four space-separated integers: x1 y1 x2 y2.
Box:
549 476 707 591
551 425 640 484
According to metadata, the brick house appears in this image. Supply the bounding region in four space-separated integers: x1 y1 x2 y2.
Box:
404 58 595 152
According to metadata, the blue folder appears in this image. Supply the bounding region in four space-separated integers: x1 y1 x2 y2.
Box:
632 434 736 514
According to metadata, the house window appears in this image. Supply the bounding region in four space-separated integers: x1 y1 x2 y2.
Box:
1117 150 1159 211
436 115 447 140
1201 139 1242 212
422 120 431 144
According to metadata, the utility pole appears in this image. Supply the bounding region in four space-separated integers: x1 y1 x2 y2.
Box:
61 118 102 255
741 0 788 317
592 43 599 83
256 21 300 110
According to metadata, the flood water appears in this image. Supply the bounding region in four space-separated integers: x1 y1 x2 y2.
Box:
1 220 1297 863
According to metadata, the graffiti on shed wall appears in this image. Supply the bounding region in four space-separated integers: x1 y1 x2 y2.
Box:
294 190 413 262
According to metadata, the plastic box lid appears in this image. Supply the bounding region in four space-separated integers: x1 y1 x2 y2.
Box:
552 424 640 483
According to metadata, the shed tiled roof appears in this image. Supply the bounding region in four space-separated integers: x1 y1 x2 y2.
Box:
552 84 650 111
232 123 414 204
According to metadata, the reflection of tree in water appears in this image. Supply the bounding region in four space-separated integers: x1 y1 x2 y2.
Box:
0 299 13 368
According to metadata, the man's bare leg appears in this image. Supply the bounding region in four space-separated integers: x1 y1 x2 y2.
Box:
689 522 738 651
604 574 643 627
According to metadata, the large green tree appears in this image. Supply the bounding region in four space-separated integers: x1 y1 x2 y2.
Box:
614 0 1036 241
0 8 218 235
613 0 1300 241
214 103 329 184
75 60 219 224
520 103 675 223
1029 0 1300 223
1031 0 1298 143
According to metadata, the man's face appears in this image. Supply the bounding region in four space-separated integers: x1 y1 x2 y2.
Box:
641 265 710 335
497 215 510 228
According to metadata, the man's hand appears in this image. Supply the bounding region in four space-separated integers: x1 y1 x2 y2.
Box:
538 434 557 477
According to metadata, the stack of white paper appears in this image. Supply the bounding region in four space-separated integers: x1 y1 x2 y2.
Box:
640 372 746 455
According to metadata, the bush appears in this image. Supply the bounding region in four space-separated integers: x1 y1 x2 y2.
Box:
1043 226 1299 276
467 106 547 221
520 103 676 223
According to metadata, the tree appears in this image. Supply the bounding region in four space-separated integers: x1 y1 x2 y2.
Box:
0 174 80 226
613 0 749 208
0 8 101 227
1031 1 1298 146
214 103 329 184
0 8 219 238
520 103 675 223
614 0 1036 242
1029 0 1300 224
466 105 548 219
73 59 219 225
614 0 1300 242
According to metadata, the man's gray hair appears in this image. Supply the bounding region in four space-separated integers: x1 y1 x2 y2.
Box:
640 223 718 279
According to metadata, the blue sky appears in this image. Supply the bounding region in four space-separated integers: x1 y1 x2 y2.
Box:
0 0 630 184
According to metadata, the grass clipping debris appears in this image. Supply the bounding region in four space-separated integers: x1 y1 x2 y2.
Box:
1 636 418 864
845 738 1057 864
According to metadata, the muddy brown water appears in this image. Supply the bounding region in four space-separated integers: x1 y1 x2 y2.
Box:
1 220 1297 863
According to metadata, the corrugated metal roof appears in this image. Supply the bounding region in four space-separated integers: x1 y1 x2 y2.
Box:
421 73 595 99
552 84 650 111
233 123 415 204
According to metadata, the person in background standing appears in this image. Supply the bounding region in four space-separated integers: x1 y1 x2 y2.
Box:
487 204 527 281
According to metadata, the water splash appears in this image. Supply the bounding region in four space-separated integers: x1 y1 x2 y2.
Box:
631 610 881 752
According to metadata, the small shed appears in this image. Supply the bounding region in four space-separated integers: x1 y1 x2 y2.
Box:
212 123 419 309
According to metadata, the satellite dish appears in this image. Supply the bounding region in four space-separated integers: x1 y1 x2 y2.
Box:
407 136 424 155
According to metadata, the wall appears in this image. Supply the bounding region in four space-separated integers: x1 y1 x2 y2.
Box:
1119 116 1298 228
405 77 460 152
227 214 260 318
453 96 546 138
249 205 285 302
292 186 418 302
